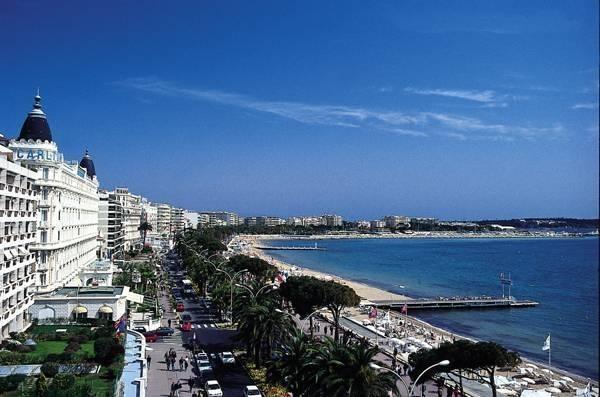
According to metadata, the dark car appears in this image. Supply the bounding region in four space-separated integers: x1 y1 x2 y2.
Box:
155 327 174 336
143 332 158 343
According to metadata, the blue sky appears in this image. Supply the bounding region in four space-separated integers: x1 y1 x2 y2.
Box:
0 1 598 220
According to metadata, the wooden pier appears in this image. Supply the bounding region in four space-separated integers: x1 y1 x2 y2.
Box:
371 297 538 311
256 245 326 251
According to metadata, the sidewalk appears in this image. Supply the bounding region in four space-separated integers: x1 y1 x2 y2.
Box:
145 288 197 397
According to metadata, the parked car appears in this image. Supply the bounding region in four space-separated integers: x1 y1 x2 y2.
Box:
176 302 185 312
155 327 174 336
218 351 235 365
133 326 147 333
204 380 223 397
243 385 262 397
142 332 158 343
181 321 192 332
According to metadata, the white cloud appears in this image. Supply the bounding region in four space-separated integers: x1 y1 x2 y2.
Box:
116 77 563 141
405 87 498 103
572 103 599 110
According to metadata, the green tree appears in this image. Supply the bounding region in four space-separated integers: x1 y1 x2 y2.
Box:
308 338 399 397
279 276 327 337
228 255 278 283
266 327 313 396
138 221 153 247
321 280 360 341
94 337 125 366
34 373 48 397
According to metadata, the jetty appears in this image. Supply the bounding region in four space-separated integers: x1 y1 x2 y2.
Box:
371 296 539 311
256 243 326 251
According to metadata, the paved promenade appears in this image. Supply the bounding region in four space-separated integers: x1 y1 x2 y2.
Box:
146 289 197 397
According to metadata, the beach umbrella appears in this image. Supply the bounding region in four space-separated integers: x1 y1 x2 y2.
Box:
525 364 539 369
545 387 562 394
541 369 553 374
560 376 574 383
498 388 518 396
522 378 536 385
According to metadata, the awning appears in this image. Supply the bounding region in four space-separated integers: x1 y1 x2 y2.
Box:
18 247 29 256
126 291 144 304
98 305 113 314
73 305 88 314
4 251 14 261
10 249 19 258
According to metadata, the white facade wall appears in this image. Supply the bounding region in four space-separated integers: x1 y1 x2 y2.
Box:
0 146 37 340
9 140 100 295
113 188 142 252
183 210 199 229
156 204 171 236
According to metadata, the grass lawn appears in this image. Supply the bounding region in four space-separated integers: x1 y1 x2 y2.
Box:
23 340 95 362
74 374 114 396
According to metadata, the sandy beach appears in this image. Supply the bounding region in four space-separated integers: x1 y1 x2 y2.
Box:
230 234 598 395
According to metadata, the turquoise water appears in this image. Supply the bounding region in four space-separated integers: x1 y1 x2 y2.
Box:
265 237 599 379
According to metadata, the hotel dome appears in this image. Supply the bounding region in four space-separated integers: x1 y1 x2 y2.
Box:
79 150 96 178
18 92 53 142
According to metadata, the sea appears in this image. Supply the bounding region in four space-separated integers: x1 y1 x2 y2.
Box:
264 237 599 379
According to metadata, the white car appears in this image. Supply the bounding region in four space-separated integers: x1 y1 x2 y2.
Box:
196 352 210 365
244 385 262 397
219 351 235 365
204 380 223 397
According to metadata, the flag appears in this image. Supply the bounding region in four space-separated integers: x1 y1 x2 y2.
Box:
368 306 378 319
401 304 408 315
542 334 551 351
114 314 127 334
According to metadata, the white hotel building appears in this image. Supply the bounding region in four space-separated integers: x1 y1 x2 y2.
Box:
8 93 100 295
0 142 37 340
113 188 142 252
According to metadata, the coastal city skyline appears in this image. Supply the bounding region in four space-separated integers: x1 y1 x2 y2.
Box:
0 2 597 396
1 1 598 220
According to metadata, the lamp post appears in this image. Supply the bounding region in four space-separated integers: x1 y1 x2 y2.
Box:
275 307 326 335
235 282 276 299
408 360 450 397
369 363 410 397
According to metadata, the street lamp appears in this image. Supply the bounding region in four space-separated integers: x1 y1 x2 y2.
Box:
275 307 326 335
408 360 450 397
217 268 248 324
235 282 276 299
369 363 410 397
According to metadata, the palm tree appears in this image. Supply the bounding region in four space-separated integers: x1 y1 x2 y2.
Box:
235 293 291 366
307 338 399 397
138 221 153 247
267 327 313 396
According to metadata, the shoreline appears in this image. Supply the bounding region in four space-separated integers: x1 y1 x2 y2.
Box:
231 235 598 391
241 231 594 241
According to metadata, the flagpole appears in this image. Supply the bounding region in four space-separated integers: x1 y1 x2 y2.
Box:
548 333 551 367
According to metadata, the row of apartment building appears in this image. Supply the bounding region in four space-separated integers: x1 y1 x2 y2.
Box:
0 93 191 340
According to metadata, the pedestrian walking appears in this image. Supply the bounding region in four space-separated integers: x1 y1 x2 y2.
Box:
188 377 194 392
192 393 198 397
166 359 170 371
168 319 172 328
184 360 189 371
179 357 184 371
171 357 176 371
147 355 151 369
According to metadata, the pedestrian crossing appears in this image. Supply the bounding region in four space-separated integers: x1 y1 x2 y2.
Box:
192 323 216 329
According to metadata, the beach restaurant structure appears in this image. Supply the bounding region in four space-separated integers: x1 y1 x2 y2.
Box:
29 285 131 322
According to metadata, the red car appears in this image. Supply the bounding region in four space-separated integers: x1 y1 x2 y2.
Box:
143 332 158 343
176 303 185 312
181 321 192 332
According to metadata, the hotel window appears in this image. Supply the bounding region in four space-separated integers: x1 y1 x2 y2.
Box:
42 168 49 180
40 274 46 285
40 231 47 243
41 189 48 200
41 209 48 222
